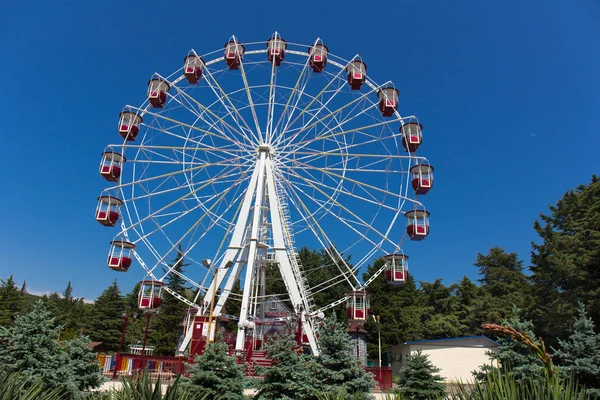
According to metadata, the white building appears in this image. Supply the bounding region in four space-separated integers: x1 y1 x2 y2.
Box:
386 336 500 384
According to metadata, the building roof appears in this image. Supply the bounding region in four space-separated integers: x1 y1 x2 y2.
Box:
385 335 500 352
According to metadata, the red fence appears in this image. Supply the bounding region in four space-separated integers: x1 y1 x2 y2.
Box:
365 366 393 391
98 354 394 391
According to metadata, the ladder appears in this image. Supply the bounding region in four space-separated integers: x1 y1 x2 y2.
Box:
274 178 316 315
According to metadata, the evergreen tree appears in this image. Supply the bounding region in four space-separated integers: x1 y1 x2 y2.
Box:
123 282 144 348
474 308 544 382
552 302 600 396
420 279 468 339
362 259 425 359
0 300 76 396
451 276 483 335
530 175 600 347
316 313 375 398
64 334 105 395
397 349 445 400
254 334 323 400
89 279 125 352
473 247 533 325
0 276 26 326
149 246 190 355
20 280 27 294
182 336 245 400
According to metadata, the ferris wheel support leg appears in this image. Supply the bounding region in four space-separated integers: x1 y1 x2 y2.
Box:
265 158 319 356
201 164 260 311
177 166 260 355
235 152 268 353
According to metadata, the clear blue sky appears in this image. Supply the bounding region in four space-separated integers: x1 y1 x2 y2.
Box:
1 0 598 301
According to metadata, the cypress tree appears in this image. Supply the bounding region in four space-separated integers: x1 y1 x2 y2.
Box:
553 302 600 396
397 349 446 400
89 279 125 352
0 276 26 326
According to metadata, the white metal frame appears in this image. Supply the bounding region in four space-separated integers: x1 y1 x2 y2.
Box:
97 33 432 357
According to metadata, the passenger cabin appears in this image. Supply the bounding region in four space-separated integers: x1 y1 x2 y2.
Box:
384 254 408 285
346 290 370 321
267 37 287 66
410 164 434 195
401 122 423 153
96 195 124 227
224 40 245 70
99 151 126 182
405 209 430 241
138 280 165 310
108 240 136 272
184 54 205 84
118 111 143 141
147 79 170 108
346 60 367 90
308 43 328 72
377 87 399 117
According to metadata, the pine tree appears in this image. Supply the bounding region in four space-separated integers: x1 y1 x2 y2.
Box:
473 247 533 324
397 349 446 400
316 313 376 398
0 276 26 326
65 334 105 394
474 307 544 381
552 302 600 396
89 279 125 352
530 175 600 347
182 336 245 399
0 300 77 396
149 246 190 355
420 279 468 339
254 334 323 400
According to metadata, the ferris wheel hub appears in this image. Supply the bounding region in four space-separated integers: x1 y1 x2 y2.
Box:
257 144 274 156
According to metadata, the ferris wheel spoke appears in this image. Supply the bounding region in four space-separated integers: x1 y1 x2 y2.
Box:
156 182 249 282
158 74 253 145
121 160 250 203
136 119 245 162
273 55 360 149
281 179 361 288
265 50 277 144
289 104 383 156
110 156 248 193
237 47 264 143
287 117 403 156
119 144 253 166
201 64 261 145
278 163 400 212
271 42 314 143
121 162 251 234
278 78 388 152
291 159 420 206
281 166 404 251
140 169 251 276
129 106 243 149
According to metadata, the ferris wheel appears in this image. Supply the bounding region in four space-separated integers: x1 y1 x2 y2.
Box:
96 32 434 357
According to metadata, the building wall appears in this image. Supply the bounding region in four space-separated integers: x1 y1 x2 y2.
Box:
389 340 499 384
411 345 497 384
